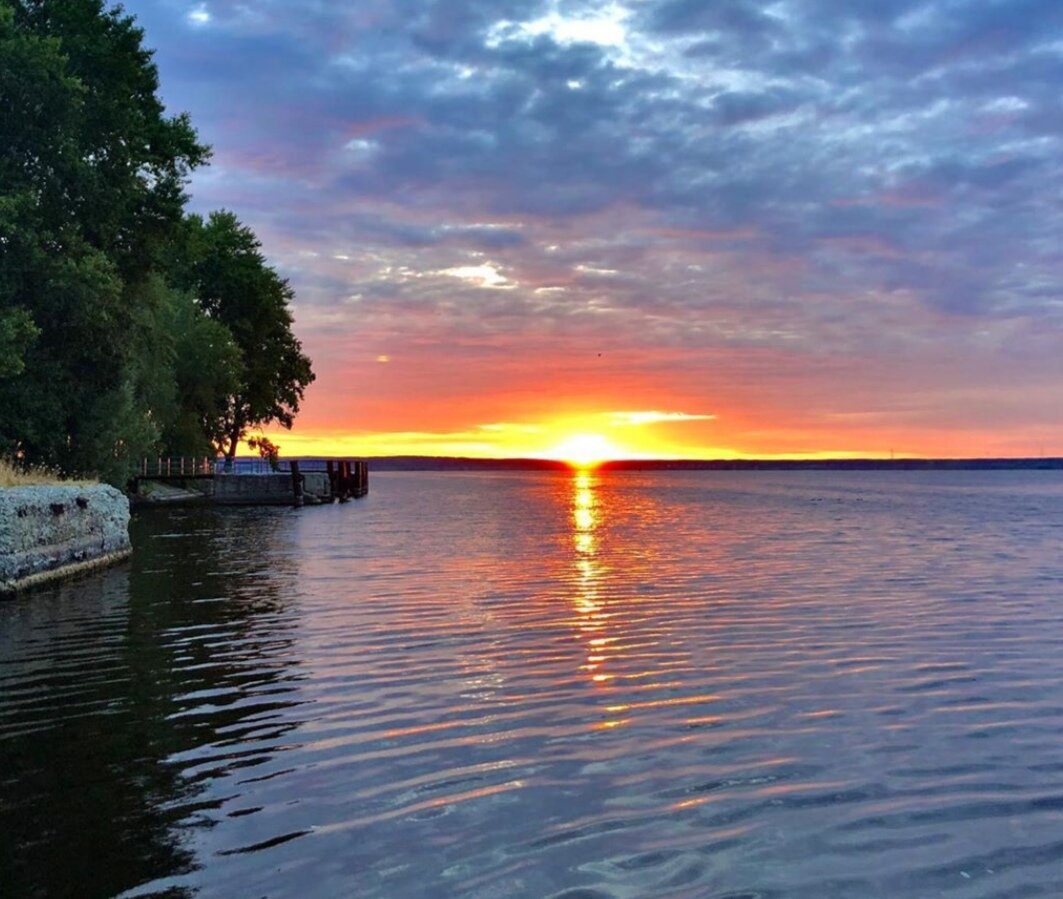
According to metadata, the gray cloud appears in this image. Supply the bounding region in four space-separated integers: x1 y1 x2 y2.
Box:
128 0 1063 370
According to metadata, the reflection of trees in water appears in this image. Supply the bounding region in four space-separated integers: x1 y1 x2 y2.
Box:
0 507 304 898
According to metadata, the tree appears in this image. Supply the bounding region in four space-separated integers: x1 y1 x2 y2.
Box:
0 307 37 379
0 2 313 480
177 212 314 463
163 286 242 457
0 0 209 480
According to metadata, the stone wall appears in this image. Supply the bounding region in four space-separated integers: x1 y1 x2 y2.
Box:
0 485 132 595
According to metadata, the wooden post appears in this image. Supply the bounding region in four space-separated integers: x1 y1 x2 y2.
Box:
290 460 304 507
326 460 336 501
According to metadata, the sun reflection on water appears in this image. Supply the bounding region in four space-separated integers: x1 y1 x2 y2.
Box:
570 471 621 700
573 471 597 556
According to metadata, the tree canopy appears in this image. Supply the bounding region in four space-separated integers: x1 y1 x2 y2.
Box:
0 0 314 482
176 212 314 462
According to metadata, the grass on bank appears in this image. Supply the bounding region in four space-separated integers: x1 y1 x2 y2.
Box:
0 459 96 488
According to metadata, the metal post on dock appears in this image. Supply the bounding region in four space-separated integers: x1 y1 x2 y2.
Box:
290 460 304 507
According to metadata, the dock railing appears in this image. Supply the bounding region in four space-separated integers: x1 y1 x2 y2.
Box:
139 456 215 478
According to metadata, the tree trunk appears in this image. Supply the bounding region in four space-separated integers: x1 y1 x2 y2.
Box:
224 423 242 471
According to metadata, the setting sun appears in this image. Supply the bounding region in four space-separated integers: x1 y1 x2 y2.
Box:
549 433 621 467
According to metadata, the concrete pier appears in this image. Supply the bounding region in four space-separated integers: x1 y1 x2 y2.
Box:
134 459 369 506
0 485 132 595
213 473 296 505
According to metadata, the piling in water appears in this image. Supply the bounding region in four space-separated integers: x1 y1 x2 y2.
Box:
290 460 304 507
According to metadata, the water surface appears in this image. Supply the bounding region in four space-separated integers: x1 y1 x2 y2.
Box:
4 470 1063 897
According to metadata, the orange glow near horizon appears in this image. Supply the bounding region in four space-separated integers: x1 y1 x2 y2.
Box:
247 344 1063 463
248 415 913 463
250 406 741 461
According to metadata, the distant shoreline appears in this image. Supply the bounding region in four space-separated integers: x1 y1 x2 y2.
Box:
357 456 1063 472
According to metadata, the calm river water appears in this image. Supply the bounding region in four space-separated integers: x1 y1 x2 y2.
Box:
4 470 1063 898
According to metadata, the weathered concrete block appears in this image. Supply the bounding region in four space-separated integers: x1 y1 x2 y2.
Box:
213 473 295 505
0 485 132 595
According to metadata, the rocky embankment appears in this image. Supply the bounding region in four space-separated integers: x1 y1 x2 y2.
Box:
0 484 131 595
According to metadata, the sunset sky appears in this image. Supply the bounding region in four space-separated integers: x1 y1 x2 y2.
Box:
127 0 1063 460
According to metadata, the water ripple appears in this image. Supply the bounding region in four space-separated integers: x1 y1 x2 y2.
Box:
3 471 1063 897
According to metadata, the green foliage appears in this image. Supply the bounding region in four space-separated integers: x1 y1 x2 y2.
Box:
6 0 207 280
0 308 38 378
178 212 315 460
0 1 313 483
0 0 208 481
164 287 242 457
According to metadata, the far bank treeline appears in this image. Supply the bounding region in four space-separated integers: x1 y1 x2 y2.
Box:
0 0 314 485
